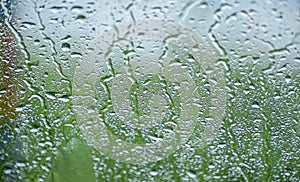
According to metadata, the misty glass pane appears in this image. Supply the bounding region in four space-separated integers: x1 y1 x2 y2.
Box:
1 0 299 181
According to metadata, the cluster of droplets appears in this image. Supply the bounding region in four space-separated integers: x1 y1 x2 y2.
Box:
0 0 299 181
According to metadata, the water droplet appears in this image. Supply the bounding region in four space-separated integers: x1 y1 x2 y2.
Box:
71 52 82 58
187 170 197 178
61 42 70 52
150 171 159 176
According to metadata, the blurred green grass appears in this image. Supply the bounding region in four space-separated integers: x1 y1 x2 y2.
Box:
1 56 299 181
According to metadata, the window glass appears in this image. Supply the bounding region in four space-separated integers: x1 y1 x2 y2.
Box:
1 0 299 181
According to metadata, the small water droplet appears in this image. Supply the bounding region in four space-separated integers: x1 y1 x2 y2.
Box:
71 5 84 13
49 6 67 13
199 2 208 9
251 101 260 109
187 170 197 178
208 164 215 169
71 52 82 58
75 15 86 22
150 171 159 176
61 42 70 52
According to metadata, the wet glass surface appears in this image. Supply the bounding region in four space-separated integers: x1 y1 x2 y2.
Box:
1 0 299 181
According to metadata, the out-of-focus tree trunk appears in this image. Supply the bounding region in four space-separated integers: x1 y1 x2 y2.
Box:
0 22 18 125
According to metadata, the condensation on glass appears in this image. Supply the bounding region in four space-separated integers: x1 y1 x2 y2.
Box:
0 0 299 181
